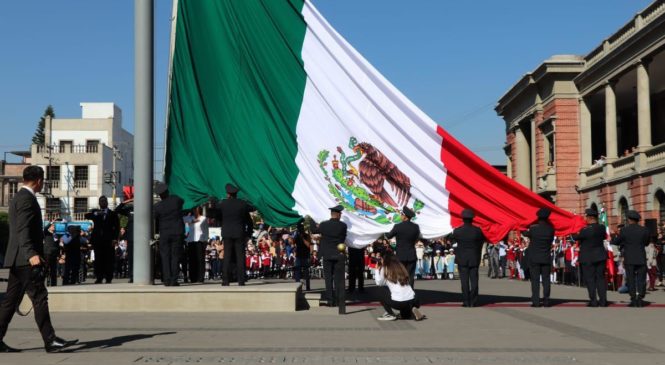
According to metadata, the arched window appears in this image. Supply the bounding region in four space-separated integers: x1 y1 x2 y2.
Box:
618 197 629 225
656 190 665 224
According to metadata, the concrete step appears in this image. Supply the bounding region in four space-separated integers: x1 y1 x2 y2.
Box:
44 281 302 312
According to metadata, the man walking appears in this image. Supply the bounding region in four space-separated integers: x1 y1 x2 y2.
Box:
0 166 77 353
522 208 555 307
217 183 254 286
451 209 486 307
572 208 608 307
611 210 650 307
85 196 120 284
153 182 185 286
386 207 420 288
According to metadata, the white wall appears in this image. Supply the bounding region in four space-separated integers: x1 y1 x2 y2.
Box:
89 164 98 191
51 130 109 146
80 102 116 119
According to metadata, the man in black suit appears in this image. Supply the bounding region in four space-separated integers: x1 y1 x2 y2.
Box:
217 183 253 286
85 196 120 284
315 205 347 306
572 208 608 307
451 209 486 307
522 208 555 307
611 210 650 307
153 182 185 286
0 166 77 353
386 207 420 288
43 222 60 287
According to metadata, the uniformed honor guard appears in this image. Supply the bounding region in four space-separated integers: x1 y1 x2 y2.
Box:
522 208 555 307
572 208 608 307
386 206 420 288
611 210 650 307
153 182 185 286
85 196 120 284
217 183 254 286
451 209 486 307
315 205 348 306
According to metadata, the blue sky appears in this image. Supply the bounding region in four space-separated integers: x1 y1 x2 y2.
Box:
0 0 653 174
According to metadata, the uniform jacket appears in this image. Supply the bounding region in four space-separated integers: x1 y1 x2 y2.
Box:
215 197 253 239
315 218 347 260
85 208 120 249
451 222 486 267
5 188 44 268
572 223 607 264
610 223 649 265
386 221 420 262
522 221 555 265
153 195 185 237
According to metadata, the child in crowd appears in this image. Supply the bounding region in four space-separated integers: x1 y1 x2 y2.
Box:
433 250 444 279
445 250 456 280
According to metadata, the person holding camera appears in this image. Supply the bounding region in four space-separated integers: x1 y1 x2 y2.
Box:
0 166 78 353
374 254 424 321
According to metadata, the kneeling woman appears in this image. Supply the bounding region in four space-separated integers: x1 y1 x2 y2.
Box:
374 254 425 321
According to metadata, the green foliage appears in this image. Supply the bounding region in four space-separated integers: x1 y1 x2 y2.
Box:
32 105 55 146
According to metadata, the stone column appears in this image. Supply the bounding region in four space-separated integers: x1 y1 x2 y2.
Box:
579 97 592 168
636 60 652 151
514 125 531 189
605 81 618 161
530 118 537 191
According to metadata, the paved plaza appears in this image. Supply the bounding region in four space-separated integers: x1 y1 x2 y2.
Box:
1 270 665 365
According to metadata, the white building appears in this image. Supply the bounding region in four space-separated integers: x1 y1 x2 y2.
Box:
31 102 134 221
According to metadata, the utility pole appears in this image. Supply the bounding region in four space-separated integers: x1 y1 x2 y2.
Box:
111 145 122 208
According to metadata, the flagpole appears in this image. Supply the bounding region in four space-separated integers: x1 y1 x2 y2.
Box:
133 0 154 285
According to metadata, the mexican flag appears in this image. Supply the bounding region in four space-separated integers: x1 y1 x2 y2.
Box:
165 0 585 247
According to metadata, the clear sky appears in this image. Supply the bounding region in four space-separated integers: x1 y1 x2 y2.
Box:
0 0 653 176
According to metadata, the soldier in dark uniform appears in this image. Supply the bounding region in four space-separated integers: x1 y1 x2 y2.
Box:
347 246 364 294
153 182 185 286
451 209 486 307
386 207 420 288
572 208 608 307
43 223 60 287
314 205 347 306
522 208 555 307
217 183 254 286
611 210 649 307
85 196 120 284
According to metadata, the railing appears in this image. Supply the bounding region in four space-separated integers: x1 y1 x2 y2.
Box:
611 155 636 178
35 143 101 155
646 143 665 170
73 180 88 189
585 0 665 67
584 165 604 186
73 212 87 221
537 170 556 193
45 180 59 190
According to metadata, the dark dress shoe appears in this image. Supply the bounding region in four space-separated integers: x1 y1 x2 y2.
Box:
45 337 78 353
628 300 637 307
543 299 551 308
530 303 541 308
171 282 180 287
599 301 609 307
221 282 230 286
637 299 644 308
587 302 598 308
0 341 21 353
94 279 103 284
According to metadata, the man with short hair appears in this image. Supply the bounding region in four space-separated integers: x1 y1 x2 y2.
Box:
386 206 420 288
85 196 120 284
315 205 347 306
572 208 608 307
611 210 650 307
0 166 78 353
216 183 254 286
153 182 185 286
522 208 555 307
451 209 486 307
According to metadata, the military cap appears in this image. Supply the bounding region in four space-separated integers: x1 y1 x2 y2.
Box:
461 209 475 219
537 208 551 220
402 206 415 219
585 208 599 217
626 210 641 221
225 183 239 194
329 205 344 213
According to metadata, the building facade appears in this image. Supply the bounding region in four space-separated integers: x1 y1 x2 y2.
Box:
31 102 134 221
497 0 665 231
0 152 31 212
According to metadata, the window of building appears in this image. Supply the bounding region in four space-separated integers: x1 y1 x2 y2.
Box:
46 165 60 190
618 197 629 225
59 140 73 153
546 134 555 168
86 140 99 153
8 181 18 201
74 166 88 189
656 190 665 225
46 198 61 221
74 198 88 221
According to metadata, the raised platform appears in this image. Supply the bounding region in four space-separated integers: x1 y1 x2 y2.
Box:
43 281 302 313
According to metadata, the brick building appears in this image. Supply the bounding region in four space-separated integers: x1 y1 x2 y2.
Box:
0 152 31 213
497 0 665 232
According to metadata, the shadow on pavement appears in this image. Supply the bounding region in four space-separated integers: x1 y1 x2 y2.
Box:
61 331 177 352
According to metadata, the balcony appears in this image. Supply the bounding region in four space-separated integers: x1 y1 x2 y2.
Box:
580 143 665 190
45 180 60 190
537 169 557 194
73 180 88 189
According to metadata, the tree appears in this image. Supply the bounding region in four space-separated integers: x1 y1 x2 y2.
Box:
32 105 55 146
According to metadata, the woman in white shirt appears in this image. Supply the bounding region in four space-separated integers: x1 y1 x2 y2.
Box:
374 254 425 321
186 206 209 283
